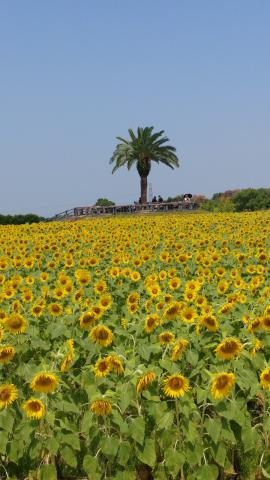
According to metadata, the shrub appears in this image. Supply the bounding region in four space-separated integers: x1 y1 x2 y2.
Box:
95 198 115 206
232 188 270 212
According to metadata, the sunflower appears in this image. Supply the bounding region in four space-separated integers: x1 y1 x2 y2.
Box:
136 371 156 393
168 277 181 291
147 283 161 298
211 372 235 399
21 289 34 303
30 372 59 394
0 384 18 409
31 304 44 318
4 313 27 334
215 338 243 360
200 314 219 332
171 339 189 361
80 311 97 329
0 346 16 365
48 303 63 317
99 294 113 310
163 374 190 398
22 398 45 419
128 302 139 314
127 292 140 305
89 325 113 347
260 367 270 391
93 358 111 377
75 269 91 286
217 280 229 294
159 331 175 345
251 339 263 357
144 314 160 333
261 316 270 332
164 301 182 321
90 399 112 416
131 271 141 282
247 317 262 333
94 280 107 295
181 307 197 324
108 355 124 375
184 290 197 302
60 339 74 373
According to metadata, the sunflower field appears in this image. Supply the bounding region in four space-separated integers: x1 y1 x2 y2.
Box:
0 211 270 480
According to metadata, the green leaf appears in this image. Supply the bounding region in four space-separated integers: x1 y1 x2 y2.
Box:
195 465 219 480
137 439 156 467
100 436 119 457
129 417 145 446
83 454 99 475
157 411 174 430
205 417 222 443
61 445 77 468
119 383 136 412
186 443 203 466
164 447 185 477
40 464 57 480
61 400 80 414
262 467 270 479
81 411 93 434
117 442 131 466
187 350 199 366
0 410 14 432
241 426 258 453
214 442 226 467
137 343 150 361
0 431 8 454
62 433 80 451
47 437 59 455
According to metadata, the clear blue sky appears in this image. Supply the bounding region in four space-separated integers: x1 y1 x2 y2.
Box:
0 1 269 216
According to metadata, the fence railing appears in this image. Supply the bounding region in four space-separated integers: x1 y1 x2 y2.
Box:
54 201 199 219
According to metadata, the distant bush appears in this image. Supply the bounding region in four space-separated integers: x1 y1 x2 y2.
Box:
202 199 235 213
0 214 45 225
232 188 270 212
95 198 115 206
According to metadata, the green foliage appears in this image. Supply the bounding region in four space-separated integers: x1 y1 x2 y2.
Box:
0 213 45 224
233 188 270 211
110 126 179 202
95 198 115 206
202 199 235 212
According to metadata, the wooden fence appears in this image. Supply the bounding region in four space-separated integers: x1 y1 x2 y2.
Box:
54 201 199 220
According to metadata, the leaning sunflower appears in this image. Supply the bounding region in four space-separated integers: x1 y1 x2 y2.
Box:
215 338 243 360
0 384 18 409
30 372 59 394
260 367 270 391
211 372 236 400
22 398 45 419
171 339 189 361
90 399 112 416
136 371 156 394
93 358 111 377
0 346 16 365
4 313 27 334
163 374 190 398
89 325 113 347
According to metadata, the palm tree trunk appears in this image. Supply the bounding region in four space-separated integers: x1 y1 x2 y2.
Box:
140 175 148 203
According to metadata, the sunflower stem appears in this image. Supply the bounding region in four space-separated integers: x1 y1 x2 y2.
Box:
175 399 185 479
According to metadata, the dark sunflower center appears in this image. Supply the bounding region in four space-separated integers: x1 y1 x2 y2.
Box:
0 389 11 401
169 377 183 389
98 330 109 340
216 376 229 389
29 401 41 412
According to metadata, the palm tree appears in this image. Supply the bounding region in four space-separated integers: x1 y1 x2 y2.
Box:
110 127 179 203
